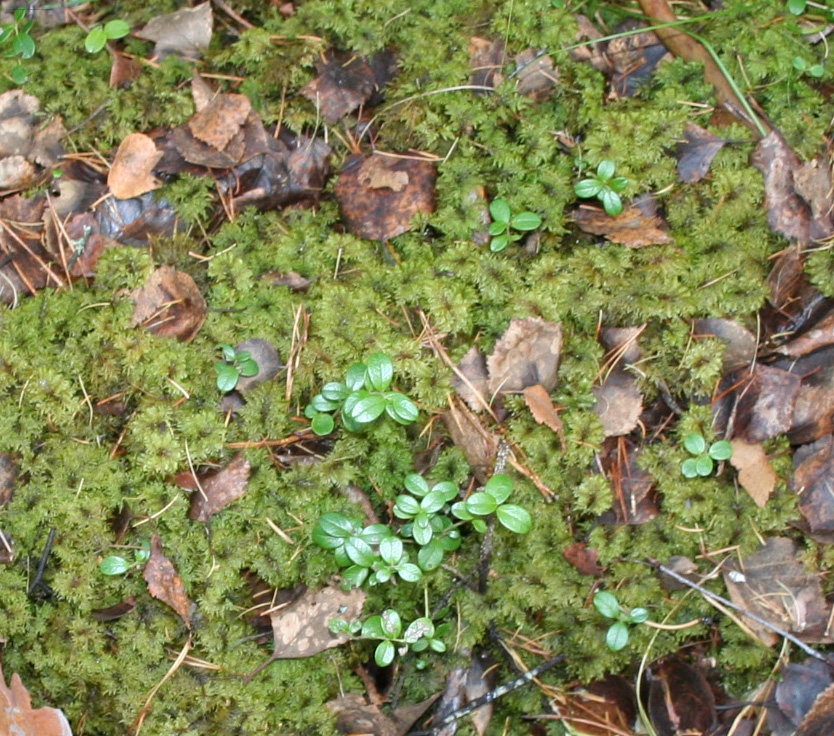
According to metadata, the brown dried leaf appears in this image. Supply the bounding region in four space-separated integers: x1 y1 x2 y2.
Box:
433 654 495 736
334 153 436 241
232 338 282 393
779 305 834 357
442 396 498 483
693 318 757 372
180 453 251 523
301 52 376 124
793 435 834 536
469 37 504 89
188 93 252 151
597 437 659 525
751 130 834 245
592 371 642 437
487 317 562 394
108 133 163 200
136 1 213 59
557 675 637 736
723 537 832 646
569 15 611 74
0 664 72 736
170 123 245 168
143 534 192 628
646 656 716 736
574 204 673 247
795 681 834 736
730 364 802 443
327 693 439 736
109 51 142 89
769 659 832 736
514 49 558 101
562 541 603 577
130 266 207 342
452 346 490 412
92 596 136 622
787 348 834 444
729 438 776 508
270 583 365 659
263 270 312 291
524 384 566 450
677 122 727 183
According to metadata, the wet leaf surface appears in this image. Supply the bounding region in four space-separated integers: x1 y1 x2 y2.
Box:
177 453 251 523
143 534 193 629
135 1 213 59
573 204 673 247
676 123 727 183
108 133 163 200
769 659 833 735
556 675 636 735
487 317 562 394
0 664 72 736
646 655 716 736
729 438 776 508
327 692 439 736
130 266 207 342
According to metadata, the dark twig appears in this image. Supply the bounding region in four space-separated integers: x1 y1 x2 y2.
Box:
28 526 56 598
649 558 834 667
406 654 566 735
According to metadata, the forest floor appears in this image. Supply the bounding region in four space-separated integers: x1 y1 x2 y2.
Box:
2 0 834 735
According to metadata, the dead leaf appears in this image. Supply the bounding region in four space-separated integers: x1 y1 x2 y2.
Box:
178 453 251 523
487 318 562 394
729 438 776 508
693 318 757 372
433 653 495 736
778 305 834 357
646 656 716 736
562 541 603 577
606 21 669 97
727 364 802 443
569 15 611 74
751 130 834 245
300 52 375 125
263 270 312 291
0 664 72 736
723 537 832 646
574 204 673 247
442 396 498 483
514 49 558 101
92 596 136 622
524 384 566 448
556 675 636 736
327 692 439 736
793 435 834 536
109 51 142 89
143 534 192 628
677 122 727 182
769 659 833 736
108 133 163 200
188 94 252 151
592 371 642 437
597 436 659 525
452 346 490 412
334 153 436 241
130 266 207 342
136 1 213 59
469 37 504 89
232 339 282 393
97 190 180 245
795 680 834 736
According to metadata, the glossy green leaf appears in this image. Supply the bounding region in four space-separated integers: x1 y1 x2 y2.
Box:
85 27 108 53
465 492 498 516
485 474 513 504
597 160 616 180
379 537 403 565
432 481 458 502
489 197 512 223
104 19 131 39
374 640 395 667
345 537 376 567
393 494 420 518
709 440 733 461
490 234 509 252
450 501 473 521
342 565 368 588
681 458 700 478
488 221 507 236
695 455 714 476
99 556 131 575
310 412 335 436
418 539 444 571
321 382 349 401
310 394 340 412
397 562 422 582
348 393 386 424
788 0 807 14
345 362 366 390
496 504 532 534
13 32 35 58
215 363 240 393
385 393 419 424
439 528 461 551
381 609 402 637
362 615 386 639
600 189 623 216
328 617 350 634
593 591 620 619
609 176 629 193
365 352 394 391
420 489 447 514
574 179 603 198
238 358 259 377
606 621 630 651
510 211 542 231
404 473 430 497
471 519 487 533
683 433 707 455
10 64 27 85
404 617 434 643
359 524 392 545
629 607 649 624
412 515 433 546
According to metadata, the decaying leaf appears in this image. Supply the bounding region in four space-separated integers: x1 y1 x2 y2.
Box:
452 346 490 412
96 190 180 246
779 306 834 358
723 537 832 646
334 153 437 241
327 692 439 736
487 318 562 394
514 48 558 101
92 596 136 622
432 652 495 736
786 348 834 444
769 659 833 736
232 338 282 393
469 37 504 89
130 266 207 342
795 681 834 736
597 436 659 525
693 318 757 372
724 364 802 443
0 664 72 736
524 384 566 449
442 396 498 483
188 93 252 151
751 129 834 245
562 541 603 577
646 656 716 736
554 675 636 736
177 453 251 523
143 534 192 629
592 371 642 438
136 1 213 59
0 90 64 190
793 435 834 537
108 133 163 200
729 438 776 508
574 204 673 247
677 122 727 183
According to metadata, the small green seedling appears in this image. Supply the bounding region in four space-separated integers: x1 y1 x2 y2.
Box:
450 473 533 535
99 542 151 576
330 608 448 667
305 352 419 435
793 56 824 78
787 0 807 14
0 7 36 84
85 19 131 53
487 198 542 252
574 160 629 216
593 590 649 651
681 433 733 478
214 343 259 393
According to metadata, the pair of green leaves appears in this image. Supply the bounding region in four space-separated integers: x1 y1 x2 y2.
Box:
100 541 150 576
330 609 446 667
488 197 542 252
593 591 649 651
681 433 732 478
1 7 35 84
85 19 131 54
450 474 533 535
573 160 629 216
214 343 259 393
306 353 419 435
